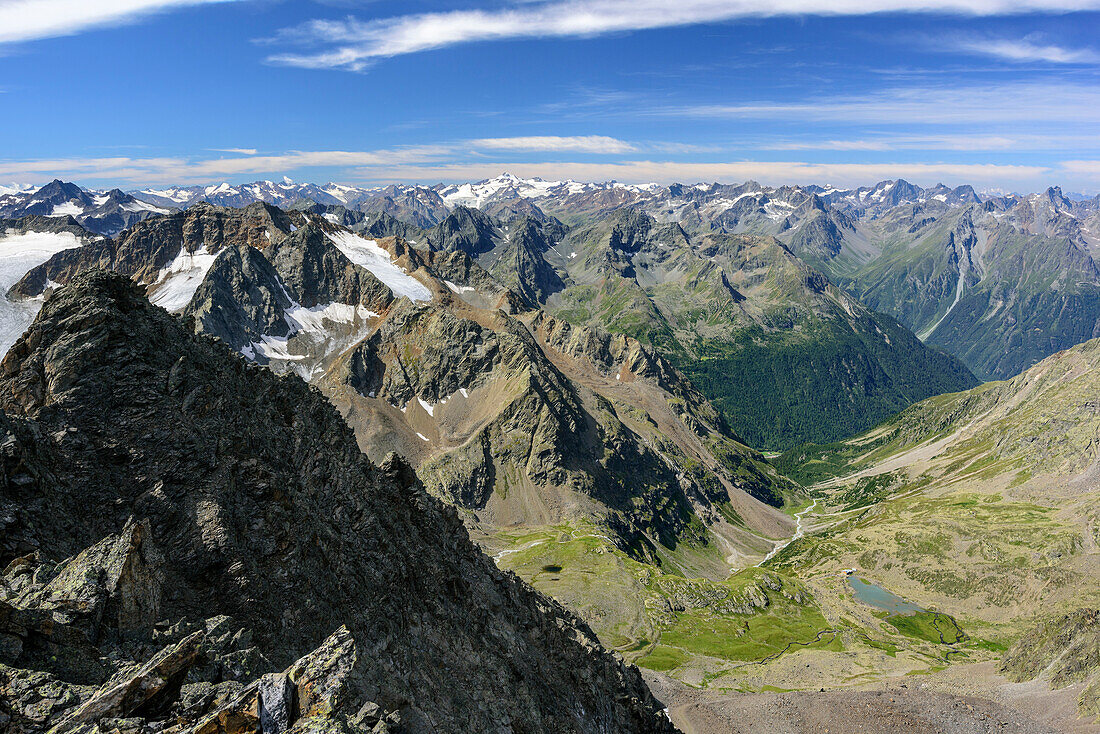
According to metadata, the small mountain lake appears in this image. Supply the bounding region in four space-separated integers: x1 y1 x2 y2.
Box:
848 575 924 615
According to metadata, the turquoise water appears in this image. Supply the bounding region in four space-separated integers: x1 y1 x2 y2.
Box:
848 576 924 615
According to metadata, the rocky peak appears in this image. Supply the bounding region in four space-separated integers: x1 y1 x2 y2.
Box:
426 205 502 256
608 208 654 253
33 179 86 203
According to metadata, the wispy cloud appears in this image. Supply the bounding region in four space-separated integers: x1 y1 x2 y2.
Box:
0 147 452 184
1058 159 1100 175
266 0 1100 71
763 133 1100 151
208 147 259 155
0 0 243 44
680 82 1100 124
470 135 637 153
940 33 1100 63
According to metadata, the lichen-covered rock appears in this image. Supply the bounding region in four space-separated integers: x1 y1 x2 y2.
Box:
48 631 202 733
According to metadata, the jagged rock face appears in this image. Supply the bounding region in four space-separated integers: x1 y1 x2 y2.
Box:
360 211 426 244
485 217 566 306
785 207 851 264
265 224 394 313
187 242 297 350
482 198 554 225
336 299 704 555
0 271 676 733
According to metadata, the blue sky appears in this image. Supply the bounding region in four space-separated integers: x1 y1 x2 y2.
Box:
1 0 1099 192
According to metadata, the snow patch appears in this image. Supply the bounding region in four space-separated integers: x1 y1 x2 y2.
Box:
444 280 476 294
121 200 169 215
326 230 432 303
48 201 83 217
417 397 435 416
148 245 222 313
284 302 379 334
0 230 83 356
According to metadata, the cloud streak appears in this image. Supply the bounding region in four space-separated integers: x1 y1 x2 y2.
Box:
679 82 1100 124
470 135 637 153
266 0 1100 70
0 0 243 44
763 132 1100 151
941 34 1100 62
0 147 451 184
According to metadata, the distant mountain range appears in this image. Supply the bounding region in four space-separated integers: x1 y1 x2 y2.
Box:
4 173 1099 389
0 179 168 236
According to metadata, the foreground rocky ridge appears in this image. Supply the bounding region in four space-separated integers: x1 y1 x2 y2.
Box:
0 270 677 733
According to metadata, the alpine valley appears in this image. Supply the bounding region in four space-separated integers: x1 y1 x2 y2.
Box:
1 174 1099 734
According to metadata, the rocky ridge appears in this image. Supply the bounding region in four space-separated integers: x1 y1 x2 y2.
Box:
0 270 677 733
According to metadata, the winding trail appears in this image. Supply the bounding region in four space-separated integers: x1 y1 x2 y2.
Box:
491 530 615 563
492 539 546 562
757 499 818 567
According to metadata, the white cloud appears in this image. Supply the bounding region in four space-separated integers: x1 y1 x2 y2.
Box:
942 34 1100 63
208 147 259 155
470 135 637 153
0 147 452 184
267 0 1100 70
0 0 242 44
1059 160 1100 174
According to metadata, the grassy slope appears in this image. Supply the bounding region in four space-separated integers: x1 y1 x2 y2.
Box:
765 338 1100 706
481 515 1006 693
